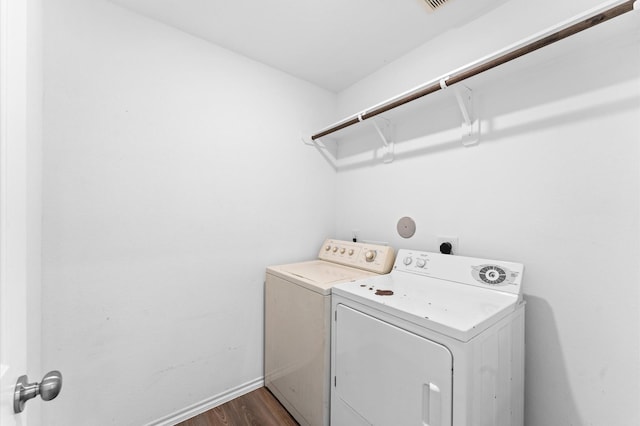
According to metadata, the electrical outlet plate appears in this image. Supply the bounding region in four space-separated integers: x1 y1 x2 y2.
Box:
437 236 459 255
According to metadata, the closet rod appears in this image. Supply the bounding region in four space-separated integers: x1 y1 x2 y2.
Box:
311 0 637 141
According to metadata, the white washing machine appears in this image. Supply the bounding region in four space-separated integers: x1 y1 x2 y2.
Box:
265 239 395 426
330 249 525 426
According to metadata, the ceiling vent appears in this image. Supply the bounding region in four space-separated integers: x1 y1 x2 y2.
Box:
424 0 451 11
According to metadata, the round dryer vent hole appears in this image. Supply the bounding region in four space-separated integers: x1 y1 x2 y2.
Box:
397 216 416 239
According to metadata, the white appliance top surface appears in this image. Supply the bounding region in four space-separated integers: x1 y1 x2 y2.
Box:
268 260 376 295
266 239 395 295
332 249 525 341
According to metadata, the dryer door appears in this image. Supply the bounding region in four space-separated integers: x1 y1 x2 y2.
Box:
333 304 453 426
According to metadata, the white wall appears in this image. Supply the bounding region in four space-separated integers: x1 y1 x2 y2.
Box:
334 1 640 426
42 0 336 425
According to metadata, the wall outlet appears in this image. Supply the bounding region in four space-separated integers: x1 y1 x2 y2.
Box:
437 236 459 255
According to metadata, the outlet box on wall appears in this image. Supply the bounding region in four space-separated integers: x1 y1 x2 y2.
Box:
437 236 459 255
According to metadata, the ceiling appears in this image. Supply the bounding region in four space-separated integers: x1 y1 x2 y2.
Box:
108 0 505 92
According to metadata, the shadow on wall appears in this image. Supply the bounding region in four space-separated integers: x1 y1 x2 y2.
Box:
524 295 583 425
479 94 637 147
327 91 636 172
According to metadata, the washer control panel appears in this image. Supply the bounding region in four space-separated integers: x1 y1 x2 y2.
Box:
394 249 524 295
318 239 395 274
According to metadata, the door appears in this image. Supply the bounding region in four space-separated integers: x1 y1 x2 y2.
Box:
333 304 453 426
0 0 41 423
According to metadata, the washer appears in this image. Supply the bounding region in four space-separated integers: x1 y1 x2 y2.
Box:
265 239 395 426
330 249 525 426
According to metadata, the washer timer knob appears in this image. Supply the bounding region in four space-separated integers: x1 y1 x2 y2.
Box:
416 258 426 268
364 250 376 262
403 256 413 266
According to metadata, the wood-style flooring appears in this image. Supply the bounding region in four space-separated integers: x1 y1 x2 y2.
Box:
177 387 298 426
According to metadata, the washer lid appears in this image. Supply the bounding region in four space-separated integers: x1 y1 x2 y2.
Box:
333 273 521 342
268 260 376 295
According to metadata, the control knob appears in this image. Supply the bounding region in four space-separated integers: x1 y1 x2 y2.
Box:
416 258 426 268
348 249 354 256
364 250 376 262
403 256 412 266
325 245 331 251
340 248 345 254
332 246 338 253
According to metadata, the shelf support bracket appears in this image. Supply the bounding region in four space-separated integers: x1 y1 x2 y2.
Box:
452 85 480 147
370 116 394 163
440 78 480 147
301 133 338 170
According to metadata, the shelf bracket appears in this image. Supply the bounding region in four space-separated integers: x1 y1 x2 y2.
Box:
452 84 480 147
370 116 394 163
440 78 480 147
301 133 338 170
302 134 324 147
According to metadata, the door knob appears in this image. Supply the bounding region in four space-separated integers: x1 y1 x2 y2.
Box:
14 370 63 413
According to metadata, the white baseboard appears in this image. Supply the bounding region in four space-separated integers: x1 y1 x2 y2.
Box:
145 376 265 426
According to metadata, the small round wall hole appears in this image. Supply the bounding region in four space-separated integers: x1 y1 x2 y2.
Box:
397 217 416 239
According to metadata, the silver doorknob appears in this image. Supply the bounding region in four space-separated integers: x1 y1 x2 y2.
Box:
14 370 63 413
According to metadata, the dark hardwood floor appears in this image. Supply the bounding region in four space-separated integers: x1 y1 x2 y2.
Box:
177 387 298 426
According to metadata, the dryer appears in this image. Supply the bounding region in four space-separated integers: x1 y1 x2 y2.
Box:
265 239 395 426
330 249 525 426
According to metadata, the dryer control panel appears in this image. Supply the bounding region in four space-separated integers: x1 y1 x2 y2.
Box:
394 249 524 296
318 239 395 274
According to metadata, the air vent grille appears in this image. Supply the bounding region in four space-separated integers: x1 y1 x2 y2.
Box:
424 0 451 10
